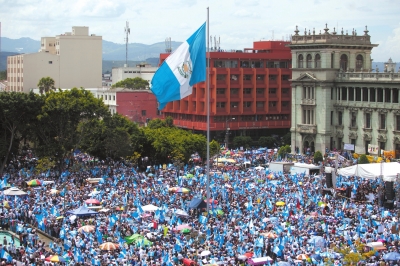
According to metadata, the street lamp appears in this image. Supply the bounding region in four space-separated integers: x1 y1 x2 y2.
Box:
225 117 235 149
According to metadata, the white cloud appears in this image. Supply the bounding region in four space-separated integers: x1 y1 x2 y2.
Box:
0 0 399 61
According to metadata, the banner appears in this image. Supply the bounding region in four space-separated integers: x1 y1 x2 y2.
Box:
343 143 354 151
368 144 379 155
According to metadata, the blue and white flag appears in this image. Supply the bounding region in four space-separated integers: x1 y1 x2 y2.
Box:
151 23 206 110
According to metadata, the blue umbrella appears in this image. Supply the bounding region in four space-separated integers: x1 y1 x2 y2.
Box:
383 252 400 261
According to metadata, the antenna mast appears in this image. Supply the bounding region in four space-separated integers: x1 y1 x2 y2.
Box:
165 37 172 53
124 21 130 67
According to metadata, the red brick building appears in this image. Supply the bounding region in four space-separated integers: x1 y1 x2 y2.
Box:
159 41 292 145
95 88 162 126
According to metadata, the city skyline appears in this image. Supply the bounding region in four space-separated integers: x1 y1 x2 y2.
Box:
0 0 399 62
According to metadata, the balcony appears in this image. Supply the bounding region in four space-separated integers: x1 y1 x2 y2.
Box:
301 99 316 105
297 124 317 134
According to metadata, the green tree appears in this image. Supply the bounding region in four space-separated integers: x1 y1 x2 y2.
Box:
0 70 6 80
79 114 141 160
233 136 252 149
112 77 149 90
278 145 291 158
165 116 174 127
210 140 220 157
35 88 109 170
258 136 276 148
37 77 56 94
0 92 43 175
282 132 291 145
359 154 370 164
147 118 166 129
314 150 323 164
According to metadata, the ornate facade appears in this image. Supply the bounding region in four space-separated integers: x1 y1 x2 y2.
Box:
289 25 400 156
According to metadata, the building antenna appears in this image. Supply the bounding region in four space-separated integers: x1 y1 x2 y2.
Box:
165 37 172 53
124 21 130 67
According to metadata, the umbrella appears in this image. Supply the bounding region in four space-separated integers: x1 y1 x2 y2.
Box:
99 242 119 250
45 255 68 263
85 199 100 204
267 173 274 179
311 254 322 261
99 208 110 212
175 224 192 231
200 250 211 257
209 209 224 216
175 209 190 217
26 179 42 186
49 189 59 194
185 174 194 178
142 204 159 212
383 252 400 261
244 252 253 258
276 201 285 206
3 187 27 196
78 225 95 233
181 228 191 234
297 254 310 260
169 187 191 193
56 216 64 220
277 262 291 266
124 234 143 244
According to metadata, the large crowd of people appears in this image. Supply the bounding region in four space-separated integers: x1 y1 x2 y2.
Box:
0 149 399 266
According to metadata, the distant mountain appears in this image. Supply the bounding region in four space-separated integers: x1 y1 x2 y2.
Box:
0 36 181 63
0 51 20 71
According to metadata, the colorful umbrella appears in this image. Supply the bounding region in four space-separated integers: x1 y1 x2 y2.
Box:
169 187 190 193
175 224 192 231
297 254 310 260
124 234 143 244
45 255 68 262
99 242 119 250
181 228 191 234
85 198 100 204
27 179 42 186
276 201 285 206
78 225 95 233
267 173 274 180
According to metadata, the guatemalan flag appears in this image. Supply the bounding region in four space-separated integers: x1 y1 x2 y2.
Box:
151 23 206 110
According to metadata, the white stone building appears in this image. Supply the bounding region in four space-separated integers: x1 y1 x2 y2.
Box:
289 25 400 157
111 63 157 87
7 26 102 93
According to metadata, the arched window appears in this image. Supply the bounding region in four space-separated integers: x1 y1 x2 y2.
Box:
356 54 364 72
315 54 321 68
340 54 348 71
306 54 312 68
298 54 304 68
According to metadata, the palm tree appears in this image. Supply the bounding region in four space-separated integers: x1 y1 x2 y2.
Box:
37 77 56 94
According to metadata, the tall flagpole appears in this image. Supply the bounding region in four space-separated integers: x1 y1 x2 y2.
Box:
206 7 210 213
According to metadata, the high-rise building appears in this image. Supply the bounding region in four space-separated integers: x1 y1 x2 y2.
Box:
289 25 400 156
160 41 292 145
7 26 102 93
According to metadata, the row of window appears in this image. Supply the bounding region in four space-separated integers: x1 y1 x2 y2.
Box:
334 111 399 130
213 60 290 69
98 94 116 101
213 115 290 122
217 101 290 108
297 53 364 71
336 87 399 103
217 74 290 81
216 88 290 95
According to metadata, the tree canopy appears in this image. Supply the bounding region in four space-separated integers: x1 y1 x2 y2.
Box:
112 77 149 90
37 77 56 94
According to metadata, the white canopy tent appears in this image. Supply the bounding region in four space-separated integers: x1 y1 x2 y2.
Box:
337 162 400 182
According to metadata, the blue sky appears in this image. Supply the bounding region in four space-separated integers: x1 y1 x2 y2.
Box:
0 0 399 62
